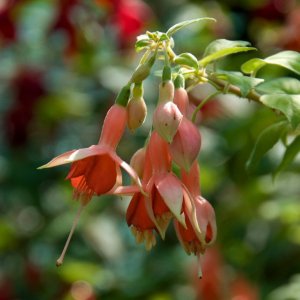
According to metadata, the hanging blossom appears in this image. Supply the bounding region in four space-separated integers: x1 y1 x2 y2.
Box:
39 31 218 274
39 84 142 266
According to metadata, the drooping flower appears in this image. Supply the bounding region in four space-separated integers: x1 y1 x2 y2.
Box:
174 161 217 269
144 132 187 237
126 146 157 250
39 103 142 204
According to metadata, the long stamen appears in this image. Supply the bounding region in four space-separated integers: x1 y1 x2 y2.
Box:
197 254 203 279
56 204 84 267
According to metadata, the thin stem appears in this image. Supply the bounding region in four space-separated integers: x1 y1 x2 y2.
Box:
191 91 221 123
56 204 85 267
208 75 261 103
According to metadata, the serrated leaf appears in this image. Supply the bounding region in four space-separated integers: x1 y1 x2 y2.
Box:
215 71 263 97
260 94 300 129
256 78 300 95
166 17 216 37
247 121 288 171
274 136 300 177
241 51 300 75
199 39 256 67
174 53 199 69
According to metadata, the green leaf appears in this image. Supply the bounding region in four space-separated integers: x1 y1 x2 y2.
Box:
241 51 300 75
199 39 256 67
241 58 266 75
203 39 252 56
274 136 300 177
174 53 199 69
256 78 300 95
215 71 263 97
166 17 216 37
247 121 288 171
260 94 300 129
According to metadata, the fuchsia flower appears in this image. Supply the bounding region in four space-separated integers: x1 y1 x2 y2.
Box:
127 132 187 249
174 161 217 259
144 132 186 237
126 147 157 250
39 104 141 204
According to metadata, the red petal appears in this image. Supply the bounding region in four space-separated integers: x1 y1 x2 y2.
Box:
66 157 93 179
126 192 155 230
151 185 169 216
84 154 117 195
178 213 197 243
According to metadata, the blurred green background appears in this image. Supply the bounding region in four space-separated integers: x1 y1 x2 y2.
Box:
1 0 300 299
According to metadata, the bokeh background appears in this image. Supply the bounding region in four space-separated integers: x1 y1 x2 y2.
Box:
1 0 300 299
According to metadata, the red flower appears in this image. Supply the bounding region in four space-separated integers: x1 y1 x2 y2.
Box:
39 104 141 204
174 161 217 276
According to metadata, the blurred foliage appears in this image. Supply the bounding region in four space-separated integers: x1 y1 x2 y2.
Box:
0 0 300 299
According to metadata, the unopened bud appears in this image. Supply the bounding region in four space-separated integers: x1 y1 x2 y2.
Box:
153 101 183 143
174 87 189 115
127 96 147 130
158 80 175 103
169 117 201 171
130 54 156 83
127 83 147 131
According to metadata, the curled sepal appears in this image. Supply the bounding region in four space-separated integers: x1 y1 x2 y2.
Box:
153 101 183 143
130 147 146 179
155 174 185 227
192 196 217 246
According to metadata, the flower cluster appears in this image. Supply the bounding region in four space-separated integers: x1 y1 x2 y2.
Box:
39 39 217 276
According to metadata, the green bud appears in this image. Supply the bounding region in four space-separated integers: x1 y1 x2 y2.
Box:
130 53 156 83
115 84 131 107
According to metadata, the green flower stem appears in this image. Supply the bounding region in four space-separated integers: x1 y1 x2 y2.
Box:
191 91 221 123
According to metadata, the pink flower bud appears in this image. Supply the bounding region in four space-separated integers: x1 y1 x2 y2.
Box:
127 96 147 131
174 87 189 115
169 117 201 171
153 101 183 143
158 80 174 103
